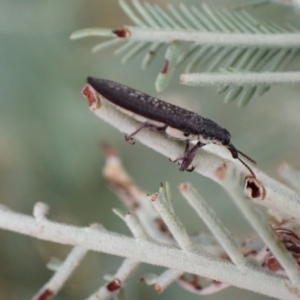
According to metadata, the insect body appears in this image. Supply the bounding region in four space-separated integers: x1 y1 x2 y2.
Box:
87 77 256 177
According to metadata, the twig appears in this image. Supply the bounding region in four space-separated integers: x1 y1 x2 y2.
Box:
180 72 300 86
32 246 89 300
85 211 147 300
0 205 298 300
150 192 193 251
114 26 300 48
179 183 247 266
86 258 139 300
223 172 300 285
31 203 91 300
278 163 300 193
153 269 183 293
82 85 300 221
102 144 175 244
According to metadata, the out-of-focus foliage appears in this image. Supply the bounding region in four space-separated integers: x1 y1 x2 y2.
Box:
72 0 300 106
0 1 299 299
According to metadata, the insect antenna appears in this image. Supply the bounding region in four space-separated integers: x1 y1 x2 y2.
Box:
237 157 256 178
227 144 256 177
236 149 256 165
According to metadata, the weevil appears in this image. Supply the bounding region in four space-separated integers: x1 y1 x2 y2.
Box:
87 77 256 177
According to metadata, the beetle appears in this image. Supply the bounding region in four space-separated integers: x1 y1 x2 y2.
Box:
87 77 256 177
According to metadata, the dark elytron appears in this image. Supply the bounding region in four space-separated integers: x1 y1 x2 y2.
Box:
87 77 256 177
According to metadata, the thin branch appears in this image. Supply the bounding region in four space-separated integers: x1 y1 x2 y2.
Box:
150 192 193 251
86 258 139 300
179 183 247 266
278 163 300 193
0 206 298 300
180 71 300 86
102 144 175 245
177 277 229 295
86 211 148 300
82 85 300 221
70 28 114 39
117 26 300 48
223 172 300 285
33 246 89 300
32 203 90 300
153 269 183 293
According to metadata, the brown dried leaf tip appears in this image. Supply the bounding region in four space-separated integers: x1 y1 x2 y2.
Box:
179 183 189 192
37 289 54 300
161 60 170 74
107 278 122 292
277 163 286 173
179 274 202 291
113 27 131 38
101 142 118 158
245 176 266 200
154 283 162 293
215 163 227 180
82 85 101 110
150 193 158 202
263 228 300 272
155 217 172 236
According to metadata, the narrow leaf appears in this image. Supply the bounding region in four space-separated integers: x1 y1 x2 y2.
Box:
224 86 243 103
238 86 257 107
121 42 150 63
70 28 114 40
119 0 146 27
155 43 181 92
92 39 123 53
141 43 162 69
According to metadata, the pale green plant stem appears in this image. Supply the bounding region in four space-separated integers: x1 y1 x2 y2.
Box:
180 183 247 266
0 206 298 300
181 72 300 86
33 246 88 300
86 95 300 221
224 176 300 285
124 26 300 47
85 212 146 300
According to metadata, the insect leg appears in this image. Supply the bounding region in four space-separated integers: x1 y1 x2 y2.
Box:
169 142 191 163
125 122 167 144
170 141 205 171
179 141 204 172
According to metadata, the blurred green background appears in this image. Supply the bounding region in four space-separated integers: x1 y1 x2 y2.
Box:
0 0 300 299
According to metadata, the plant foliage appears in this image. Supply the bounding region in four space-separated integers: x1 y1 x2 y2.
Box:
71 0 300 106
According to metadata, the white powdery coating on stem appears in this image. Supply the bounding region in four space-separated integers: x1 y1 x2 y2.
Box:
86 207 149 299
103 148 176 245
178 279 229 295
33 202 49 221
151 193 193 251
86 258 140 300
70 28 114 39
279 163 300 193
154 269 183 293
88 95 300 221
0 206 299 300
180 72 300 86
32 246 88 300
89 96 240 182
225 177 300 286
180 183 247 266
125 26 300 48
125 213 148 240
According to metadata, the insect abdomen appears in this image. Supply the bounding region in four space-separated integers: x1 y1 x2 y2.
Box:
87 77 202 135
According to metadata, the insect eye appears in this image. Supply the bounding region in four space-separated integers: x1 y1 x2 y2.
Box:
183 133 190 137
